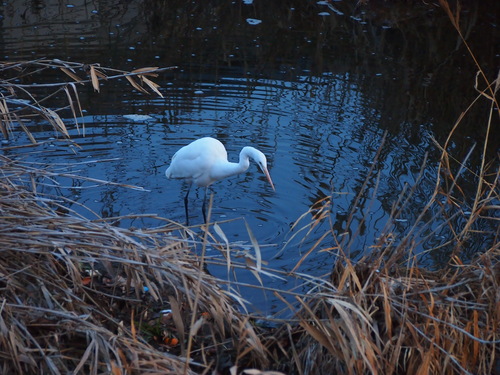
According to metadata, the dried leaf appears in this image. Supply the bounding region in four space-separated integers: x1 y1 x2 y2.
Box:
214 223 231 273
245 220 261 272
140 76 163 98
60 67 84 84
299 321 336 353
189 317 205 337
93 67 108 80
130 309 136 342
246 257 263 286
64 86 81 135
73 336 96 373
69 82 85 136
44 108 69 137
168 296 185 348
125 75 149 94
473 310 479 361
90 65 100 92
110 360 122 375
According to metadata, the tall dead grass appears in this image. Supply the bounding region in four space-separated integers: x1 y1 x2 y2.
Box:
0 156 270 374
265 129 498 374
263 2 500 374
0 59 173 142
268 244 498 374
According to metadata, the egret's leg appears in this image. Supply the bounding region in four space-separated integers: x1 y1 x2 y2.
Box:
201 187 209 224
184 183 192 226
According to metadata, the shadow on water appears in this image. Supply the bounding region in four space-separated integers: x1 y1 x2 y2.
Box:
1 0 498 312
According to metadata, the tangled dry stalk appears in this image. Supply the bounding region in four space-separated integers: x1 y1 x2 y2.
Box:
268 245 499 375
0 157 271 374
0 59 174 142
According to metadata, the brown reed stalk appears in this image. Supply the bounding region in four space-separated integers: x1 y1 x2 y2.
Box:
0 59 174 142
265 2 499 373
0 156 270 374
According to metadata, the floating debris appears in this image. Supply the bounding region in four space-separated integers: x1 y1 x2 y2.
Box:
246 18 262 25
123 114 153 121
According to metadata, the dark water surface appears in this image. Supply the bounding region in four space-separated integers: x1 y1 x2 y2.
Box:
1 0 498 313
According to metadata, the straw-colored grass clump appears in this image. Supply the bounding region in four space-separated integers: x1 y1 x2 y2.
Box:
269 250 499 374
1 153 498 374
0 157 269 374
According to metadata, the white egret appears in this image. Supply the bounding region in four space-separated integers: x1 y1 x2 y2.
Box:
165 137 275 225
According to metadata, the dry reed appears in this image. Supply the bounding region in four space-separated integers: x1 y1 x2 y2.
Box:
262 2 499 373
0 156 270 374
0 59 174 142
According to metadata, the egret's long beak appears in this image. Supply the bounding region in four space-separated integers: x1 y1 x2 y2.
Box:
263 167 275 191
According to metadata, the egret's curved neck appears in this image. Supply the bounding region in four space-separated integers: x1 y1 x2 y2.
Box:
211 147 257 181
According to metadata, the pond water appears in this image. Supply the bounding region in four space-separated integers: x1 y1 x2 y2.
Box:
1 0 498 313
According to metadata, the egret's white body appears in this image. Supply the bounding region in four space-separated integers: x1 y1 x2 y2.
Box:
165 137 275 224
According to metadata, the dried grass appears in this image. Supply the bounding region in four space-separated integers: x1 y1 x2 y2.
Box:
0 59 174 142
0 157 270 374
263 2 499 373
1 141 496 374
268 245 499 375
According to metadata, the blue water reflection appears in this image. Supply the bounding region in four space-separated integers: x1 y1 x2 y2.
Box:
5 71 430 265
2 0 498 314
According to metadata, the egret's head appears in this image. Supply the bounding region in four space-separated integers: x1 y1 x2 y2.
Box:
249 148 275 191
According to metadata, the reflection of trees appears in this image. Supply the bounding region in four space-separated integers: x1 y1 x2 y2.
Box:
3 0 497 146
99 189 120 221
142 0 498 143
5 0 496 153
